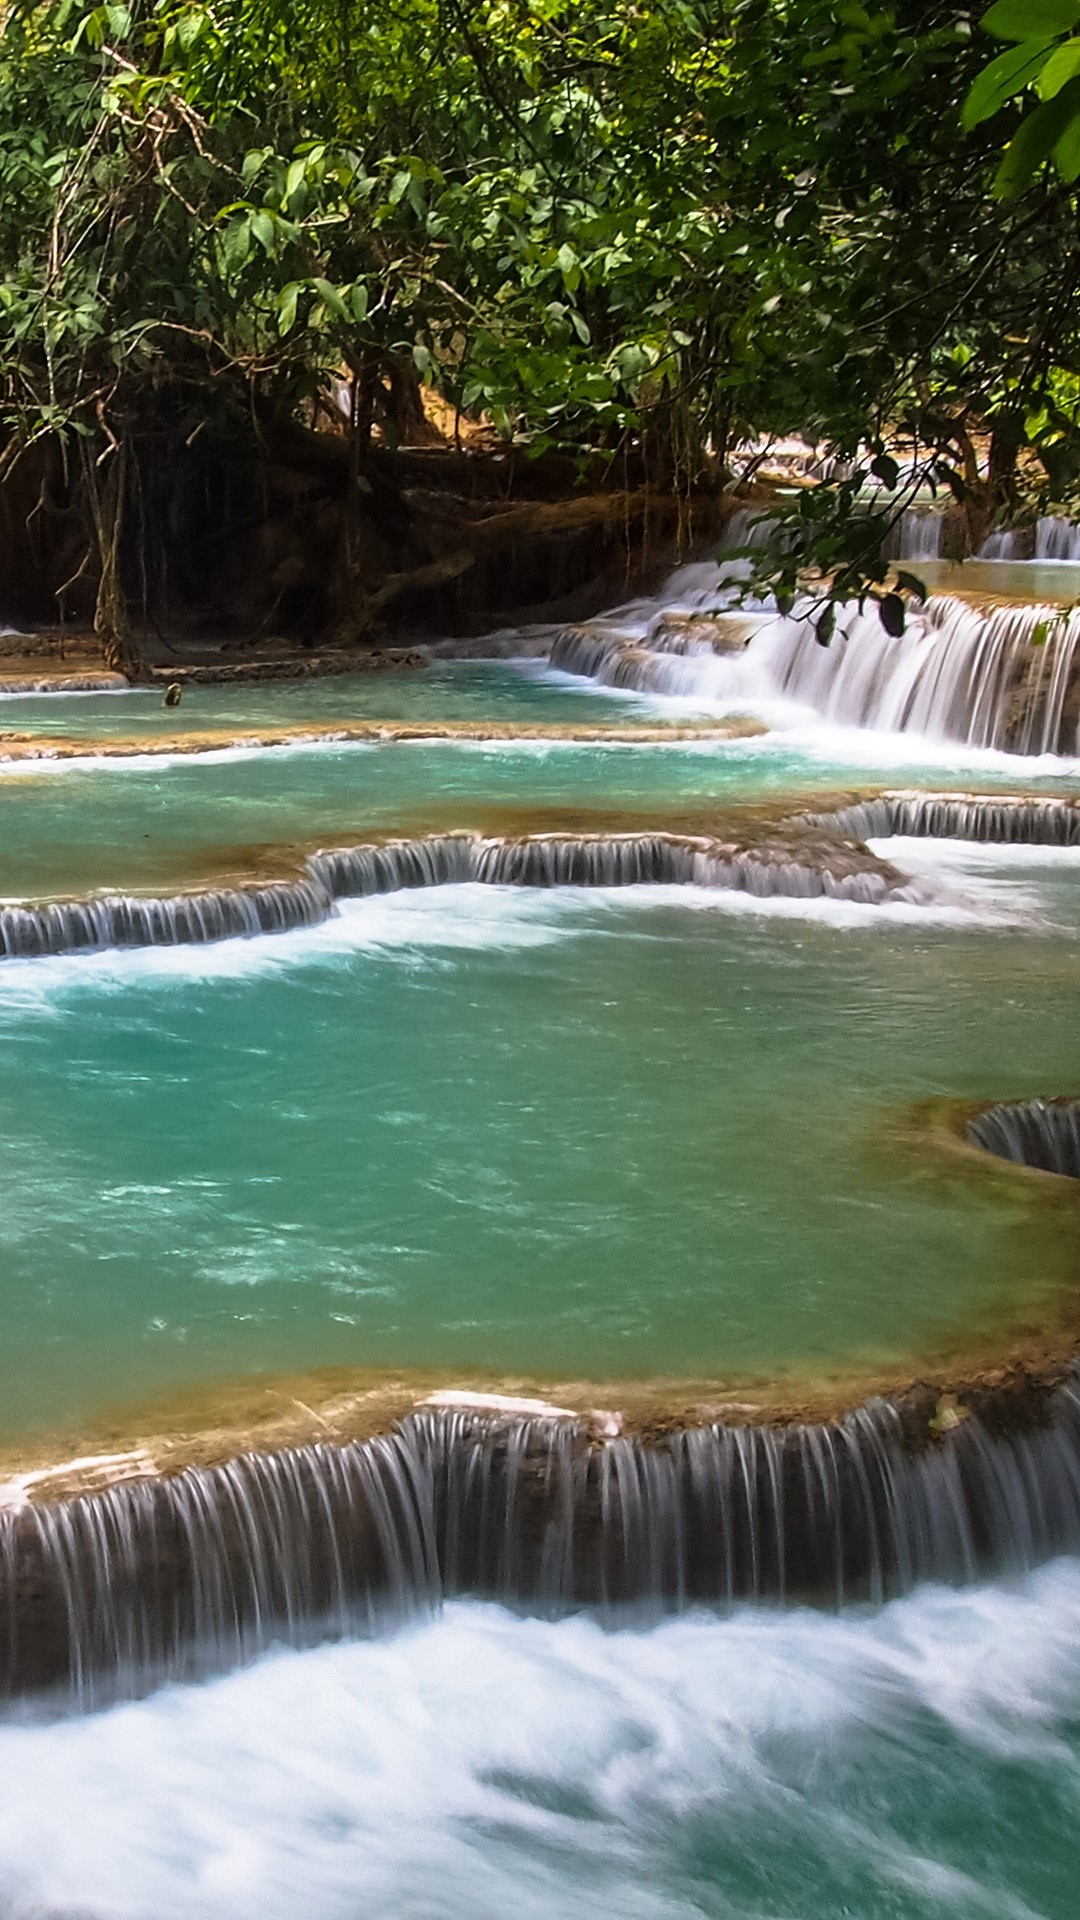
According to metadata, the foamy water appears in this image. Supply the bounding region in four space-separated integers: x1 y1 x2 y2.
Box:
0 869 1044 1012
1 1567 1079 1918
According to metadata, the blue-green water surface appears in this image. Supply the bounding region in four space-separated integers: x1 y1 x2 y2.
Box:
0 863 1075 1431
3 726 1080 899
0 661 655 737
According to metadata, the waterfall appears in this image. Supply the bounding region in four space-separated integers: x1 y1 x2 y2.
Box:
309 832 902 904
1036 517 1080 562
6 1390 1080 1699
968 1099 1080 1177
886 508 944 562
980 528 1025 560
808 791 1080 847
0 829 911 963
308 835 479 898
757 597 1080 753
0 878 332 959
980 519 1080 563
550 592 1080 753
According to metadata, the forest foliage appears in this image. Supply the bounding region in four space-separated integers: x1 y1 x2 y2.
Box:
0 0 1078 637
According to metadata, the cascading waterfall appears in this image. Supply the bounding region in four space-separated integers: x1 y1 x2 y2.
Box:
308 835 479 897
309 831 898 903
551 590 1080 753
968 1099 1080 1177
756 597 1080 753
0 829 912 961
807 790 1080 846
1036 517 1080 561
980 517 1080 562
552 550 1080 751
0 877 332 958
6 1390 1080 1699
885 507 944 562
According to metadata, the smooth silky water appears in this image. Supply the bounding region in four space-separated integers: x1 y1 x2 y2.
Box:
4 617 1080 1917
2 1570 1080 1920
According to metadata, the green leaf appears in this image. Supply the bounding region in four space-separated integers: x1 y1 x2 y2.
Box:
994 79 1080 191
961 38 1054 127
311 277 349 322
815 603 836 646
277 282 300 335
895 570 928 601
982 0 1080 41
241 148 271 188
1037 35 1080 92
249 210 274 255
1053 108 1080 170
1031 619 1050 644
870 452 900 486
879 592 906 637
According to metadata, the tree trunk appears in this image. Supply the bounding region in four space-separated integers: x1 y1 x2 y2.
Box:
81 437 147 682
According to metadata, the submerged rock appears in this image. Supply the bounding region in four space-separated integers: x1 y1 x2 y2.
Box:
647 612 753 654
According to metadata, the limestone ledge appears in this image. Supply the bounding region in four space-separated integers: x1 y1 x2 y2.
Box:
0 714 763 764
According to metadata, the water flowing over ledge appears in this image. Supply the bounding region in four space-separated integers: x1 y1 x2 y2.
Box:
968 1099 1080 1179
5 1388 1080 1700
805 790 1080 846
551 590 1080 754
885 506 1080 565
0 828 914 959
981 517 1080 563
0 672 128 696
0 878 332 959
305 830 899 903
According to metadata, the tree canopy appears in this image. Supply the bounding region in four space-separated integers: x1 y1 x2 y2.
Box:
0 0 1077 646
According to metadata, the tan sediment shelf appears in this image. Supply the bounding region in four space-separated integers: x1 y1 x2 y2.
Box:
0 795 909 908
0 666 127 694
0 777 1073 921
2 1330 1077 1508
0 714 766 764
1 776 1071 917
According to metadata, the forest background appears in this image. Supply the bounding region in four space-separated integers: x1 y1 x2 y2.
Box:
0 0 1076 666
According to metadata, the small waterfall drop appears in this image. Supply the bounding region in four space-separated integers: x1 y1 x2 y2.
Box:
968 1099 1080 1177
1036 517 1080 562
0 877 332 959
0 673 129 695
6 1391 1080 1699
886 508 944 562
756 597 1080 753
0 828 913 963
309 832 902 905
808 791 1080 847
980 518 1080 562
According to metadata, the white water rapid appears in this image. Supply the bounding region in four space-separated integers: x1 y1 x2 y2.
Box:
2 1564 1080 1920
980 515 1080 562
549 535 1080 753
